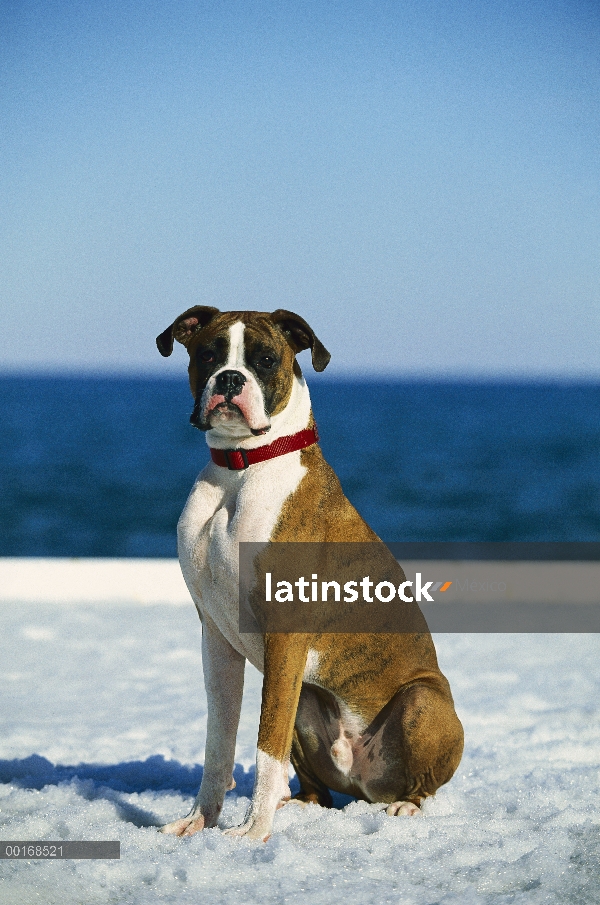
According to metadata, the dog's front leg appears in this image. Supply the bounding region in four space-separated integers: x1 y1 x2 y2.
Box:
225 633 309 842
161 614 245 837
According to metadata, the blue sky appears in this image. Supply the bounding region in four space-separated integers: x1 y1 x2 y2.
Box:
1 0 599 376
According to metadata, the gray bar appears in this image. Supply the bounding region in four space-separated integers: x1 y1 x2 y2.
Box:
388 542 600 561
422 603 600 632
0 841 120 859
239 542 600 633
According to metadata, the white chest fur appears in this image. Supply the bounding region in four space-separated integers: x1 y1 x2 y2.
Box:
177 372 311 671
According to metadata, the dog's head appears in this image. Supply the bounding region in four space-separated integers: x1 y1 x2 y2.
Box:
156 307 330 436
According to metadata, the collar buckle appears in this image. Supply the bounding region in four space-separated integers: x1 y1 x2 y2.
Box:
225 449 250 470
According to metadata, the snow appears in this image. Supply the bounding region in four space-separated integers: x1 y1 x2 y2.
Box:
1 564 599 904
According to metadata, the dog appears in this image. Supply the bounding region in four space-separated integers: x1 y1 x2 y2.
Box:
156 306 464 841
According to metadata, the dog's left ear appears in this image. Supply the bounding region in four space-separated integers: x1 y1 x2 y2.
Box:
156 306 220 357
271 310 331 372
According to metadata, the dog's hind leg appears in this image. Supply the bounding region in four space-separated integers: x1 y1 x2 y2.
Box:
353 680 464 813
161 614 245 837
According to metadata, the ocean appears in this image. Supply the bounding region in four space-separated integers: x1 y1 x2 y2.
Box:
1 376 599 556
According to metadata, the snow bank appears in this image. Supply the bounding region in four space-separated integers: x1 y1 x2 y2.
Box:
0 558 189 605
0 564 599 903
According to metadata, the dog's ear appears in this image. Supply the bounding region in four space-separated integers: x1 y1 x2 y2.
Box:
156 306 221 357
271 309 331 372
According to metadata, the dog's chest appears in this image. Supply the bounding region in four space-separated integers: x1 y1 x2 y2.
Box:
177 454 306 667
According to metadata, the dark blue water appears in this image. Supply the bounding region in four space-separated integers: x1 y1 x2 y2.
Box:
1 377 599 556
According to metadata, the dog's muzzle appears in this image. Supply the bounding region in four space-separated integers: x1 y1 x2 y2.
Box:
189 369 249 430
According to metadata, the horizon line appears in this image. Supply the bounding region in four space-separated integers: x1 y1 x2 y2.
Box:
1 367 599 385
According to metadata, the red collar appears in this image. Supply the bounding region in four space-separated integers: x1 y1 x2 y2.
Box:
210 425 319 471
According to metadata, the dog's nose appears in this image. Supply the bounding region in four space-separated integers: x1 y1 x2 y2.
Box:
215 370 246 400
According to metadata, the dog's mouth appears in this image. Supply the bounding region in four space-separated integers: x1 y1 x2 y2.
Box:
210 402 270 435
209 401 244 421
190 388 271 439
190 397 241 431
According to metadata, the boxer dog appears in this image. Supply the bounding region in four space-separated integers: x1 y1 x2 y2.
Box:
156 306 464 841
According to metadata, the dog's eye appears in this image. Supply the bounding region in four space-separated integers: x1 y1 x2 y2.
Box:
199 350 216 363
259 355 276 369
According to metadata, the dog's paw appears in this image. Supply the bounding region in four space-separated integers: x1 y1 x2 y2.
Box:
159 815 206 836
223 816 271 842
290 787 333 808
385 800 421 817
